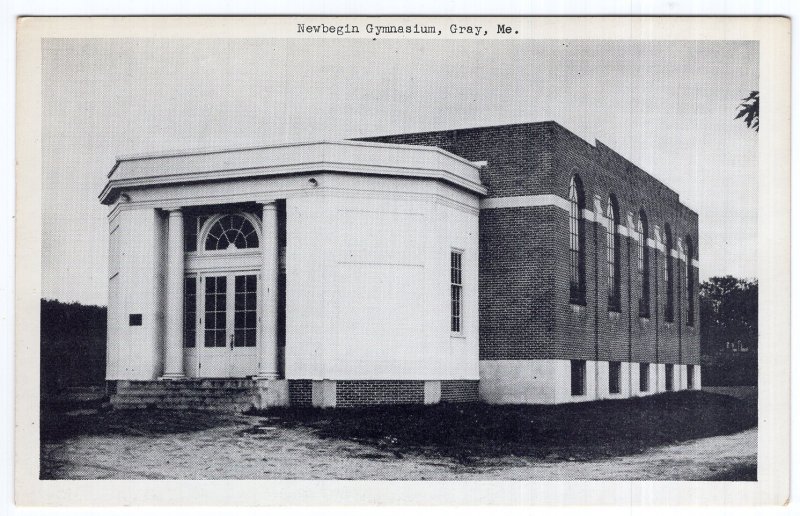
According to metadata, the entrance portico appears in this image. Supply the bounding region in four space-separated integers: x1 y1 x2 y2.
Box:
159 202 281 380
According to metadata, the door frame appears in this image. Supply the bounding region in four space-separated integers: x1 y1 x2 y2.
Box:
184 268 261 378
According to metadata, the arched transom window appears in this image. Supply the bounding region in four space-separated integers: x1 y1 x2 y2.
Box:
637 209 650 318
204 214 260 251
569 175 586 304
606 195 621 311
685 235 695 326
664 223 674 322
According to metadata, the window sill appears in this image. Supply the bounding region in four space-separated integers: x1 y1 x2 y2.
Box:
450 333 466 340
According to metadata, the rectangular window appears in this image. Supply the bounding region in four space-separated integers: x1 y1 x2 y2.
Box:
450 251 463 334
608 361 621 394
571 359 586 396
184 277 197 348
183 214 208 253
687 365 695 389
129 313 142 326
665 364 674 391
639 363 650 392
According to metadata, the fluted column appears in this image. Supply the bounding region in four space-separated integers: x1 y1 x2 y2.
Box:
161 208 186 379
255 201 280 379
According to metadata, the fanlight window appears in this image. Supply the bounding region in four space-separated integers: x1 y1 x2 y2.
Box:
204 214 260 251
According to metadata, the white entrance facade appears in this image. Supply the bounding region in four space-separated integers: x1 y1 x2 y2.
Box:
101 140 485 385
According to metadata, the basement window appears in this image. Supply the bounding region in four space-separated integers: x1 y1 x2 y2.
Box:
665 364 674 391
639 363 650 392
570 359 586 396
608 361 621 394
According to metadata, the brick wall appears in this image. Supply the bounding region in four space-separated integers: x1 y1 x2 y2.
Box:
440 380 479 402
288 379 312 406
478 206 556 359
335 380 425 407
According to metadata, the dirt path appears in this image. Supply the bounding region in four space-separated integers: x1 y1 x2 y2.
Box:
41 415 756 480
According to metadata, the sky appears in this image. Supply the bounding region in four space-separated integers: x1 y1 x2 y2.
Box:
41 38 758 306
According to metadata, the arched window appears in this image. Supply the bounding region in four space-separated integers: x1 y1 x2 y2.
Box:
606 195 621 311
637 209 650 318
569 175 586 304
664 223 674 322
204 214 260 251
685 235 695 326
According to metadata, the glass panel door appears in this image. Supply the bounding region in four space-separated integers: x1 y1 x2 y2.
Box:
230 274 259 377
199 275 230 377
197 273 259 378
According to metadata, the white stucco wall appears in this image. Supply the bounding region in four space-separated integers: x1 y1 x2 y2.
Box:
106 207 164 380
104 142 484 383
285 177 480 381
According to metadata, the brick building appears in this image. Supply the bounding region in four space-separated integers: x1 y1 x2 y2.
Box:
364 122 701 403
102 121 699 409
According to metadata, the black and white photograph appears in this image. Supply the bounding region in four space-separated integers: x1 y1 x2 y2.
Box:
13 15 790 507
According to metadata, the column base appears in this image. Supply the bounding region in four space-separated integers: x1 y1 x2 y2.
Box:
159 373 187 380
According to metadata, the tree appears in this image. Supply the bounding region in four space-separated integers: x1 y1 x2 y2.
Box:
699 276 758 386
735 91 759 132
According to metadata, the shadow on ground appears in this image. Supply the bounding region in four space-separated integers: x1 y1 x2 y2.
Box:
249 390 757 464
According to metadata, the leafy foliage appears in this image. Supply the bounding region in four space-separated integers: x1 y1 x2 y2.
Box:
700 277 758 386
40 299 107 393
734 91 759 132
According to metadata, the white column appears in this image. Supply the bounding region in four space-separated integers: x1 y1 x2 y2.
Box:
161 208 186 379
256 201 280 379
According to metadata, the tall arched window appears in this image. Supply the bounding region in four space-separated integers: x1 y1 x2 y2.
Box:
637 209 650 318
204 214 260 251
685 235 695 326
606 195 621 311
664 223 674 322
569 175 586 304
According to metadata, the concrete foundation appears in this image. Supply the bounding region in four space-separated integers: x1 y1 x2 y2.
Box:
423 380 442 404
252 379 290 409
311 380 337 408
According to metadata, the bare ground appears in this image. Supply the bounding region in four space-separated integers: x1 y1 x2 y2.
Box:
40 414 756 480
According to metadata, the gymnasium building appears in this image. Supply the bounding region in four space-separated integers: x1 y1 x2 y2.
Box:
100 121 700 409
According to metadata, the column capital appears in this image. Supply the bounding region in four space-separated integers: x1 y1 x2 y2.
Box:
259 200 279 209
163 206 184 215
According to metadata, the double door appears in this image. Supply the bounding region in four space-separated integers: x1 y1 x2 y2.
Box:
185 272 259 377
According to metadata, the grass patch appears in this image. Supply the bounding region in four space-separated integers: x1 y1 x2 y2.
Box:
40 407 232 443
253 391 756 463
704 463 757 481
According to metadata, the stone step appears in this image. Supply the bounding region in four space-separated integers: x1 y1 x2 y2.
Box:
119 379 255 390
111 394 253 405
116 388 253 397
111 398 254 413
